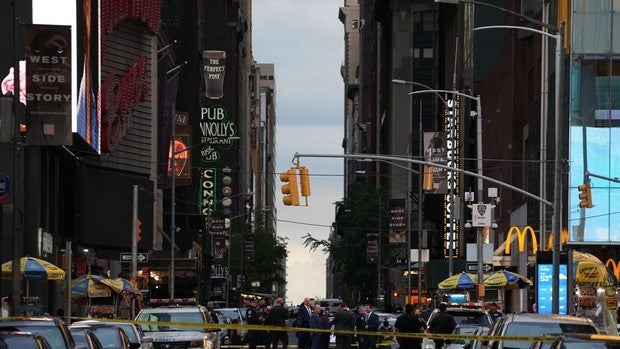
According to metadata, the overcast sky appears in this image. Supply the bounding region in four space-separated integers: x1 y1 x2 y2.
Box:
252 0 344 305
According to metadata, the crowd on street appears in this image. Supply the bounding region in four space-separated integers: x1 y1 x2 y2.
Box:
236 297 474 349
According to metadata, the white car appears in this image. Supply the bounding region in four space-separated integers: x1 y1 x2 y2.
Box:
135 298 220 349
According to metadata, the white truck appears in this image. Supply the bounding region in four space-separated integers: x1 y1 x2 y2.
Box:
135 298 220 349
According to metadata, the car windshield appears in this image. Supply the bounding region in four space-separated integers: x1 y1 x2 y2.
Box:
216 309 242 323
0 326 65 349
113 323 139 343
452 326 480 344
502 323 598 349
137 312 206 332
90 327 122 349
0 336 40 348
70 330 90 348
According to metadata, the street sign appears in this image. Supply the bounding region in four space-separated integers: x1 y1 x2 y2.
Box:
466 263 493 273
120 253 148 263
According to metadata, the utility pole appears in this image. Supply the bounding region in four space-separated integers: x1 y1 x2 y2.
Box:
131 185 138 317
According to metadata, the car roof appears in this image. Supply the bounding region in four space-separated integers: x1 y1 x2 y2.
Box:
503 313 594 324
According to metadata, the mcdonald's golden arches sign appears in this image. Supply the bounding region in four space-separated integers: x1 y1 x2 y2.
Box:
505 225 538 254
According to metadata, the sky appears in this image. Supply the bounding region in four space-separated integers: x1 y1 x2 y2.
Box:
252 1 344 305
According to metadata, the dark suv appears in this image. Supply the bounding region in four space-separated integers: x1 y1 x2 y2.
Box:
484 313 598 349
0 317 75 349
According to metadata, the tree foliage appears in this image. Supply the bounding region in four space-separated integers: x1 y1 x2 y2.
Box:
303 182 398 304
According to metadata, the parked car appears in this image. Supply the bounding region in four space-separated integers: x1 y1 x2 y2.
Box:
529 333 620 349
484 313 599 349
0 317 75 349
69 327 104 349
215 308 247 344
69 323 133 349
0 331 52 349
135 298 220 349
71 319 149 349
465 325 490 349
445 324 487 349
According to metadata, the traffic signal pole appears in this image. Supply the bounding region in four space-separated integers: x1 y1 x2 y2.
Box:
294 153 553 206
131 185 138 318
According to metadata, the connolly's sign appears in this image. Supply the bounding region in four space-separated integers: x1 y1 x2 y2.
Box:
199 105 238 162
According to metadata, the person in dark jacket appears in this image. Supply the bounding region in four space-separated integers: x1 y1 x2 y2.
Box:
309 304 324 349
267 297 289 349
246 299 264 349
331 303 355 349
394 304 425 349
296 297 313 349
427 303 456 349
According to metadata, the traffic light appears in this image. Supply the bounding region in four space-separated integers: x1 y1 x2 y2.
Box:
423 165 434 191
299 166 311 197
136 219 143 242
578 183 592 208
280 168 300 206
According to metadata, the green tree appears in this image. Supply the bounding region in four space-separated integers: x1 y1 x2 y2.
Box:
303 182 397 305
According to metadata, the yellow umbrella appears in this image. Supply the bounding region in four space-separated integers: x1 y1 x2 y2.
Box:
573 251 616 287
438 272 479 290
484 270 533 290
1 257 65 297
1 257 65 280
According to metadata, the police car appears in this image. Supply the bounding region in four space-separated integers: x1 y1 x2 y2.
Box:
135 298 220 349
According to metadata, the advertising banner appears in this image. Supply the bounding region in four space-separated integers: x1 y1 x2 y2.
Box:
24 24 72 145
423 131 447 194
389 199 406 243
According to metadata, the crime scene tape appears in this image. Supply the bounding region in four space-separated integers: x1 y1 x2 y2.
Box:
55 316 556 344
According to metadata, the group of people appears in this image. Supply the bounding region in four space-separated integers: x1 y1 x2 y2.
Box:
241 297 499 349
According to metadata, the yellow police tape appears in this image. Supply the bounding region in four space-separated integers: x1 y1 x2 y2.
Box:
56 316 556 343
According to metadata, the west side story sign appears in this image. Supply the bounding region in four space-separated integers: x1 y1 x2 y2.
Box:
24 24 72 145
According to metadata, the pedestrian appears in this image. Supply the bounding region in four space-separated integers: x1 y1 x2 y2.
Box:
379 318 394 344
309 304 324 349
331 303 355 349
360 304 380 349
229 318 243 345
427 302 456 349
319 307 331 349
487 302 504 322
263 305 273 349
419 304 432 323
206 301 220 324
296 297 313 349
246 299 263 349
267 297 289 349
394 304 426 349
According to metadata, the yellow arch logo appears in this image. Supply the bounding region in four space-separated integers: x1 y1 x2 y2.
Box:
605 259 620 280
505 226 538 254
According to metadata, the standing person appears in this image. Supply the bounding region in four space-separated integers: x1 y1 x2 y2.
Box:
267 297 289 349
318 307 331 349
246 299 264 349
309 304 323 349
331 303 355 349
296 297 313 349
360 304 380 349
263 305 273 349
206 301 220 324
487 302 504 322
394 304 425 349
427 303 456 349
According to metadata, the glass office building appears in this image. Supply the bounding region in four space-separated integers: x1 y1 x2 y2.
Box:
569 1 620 243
